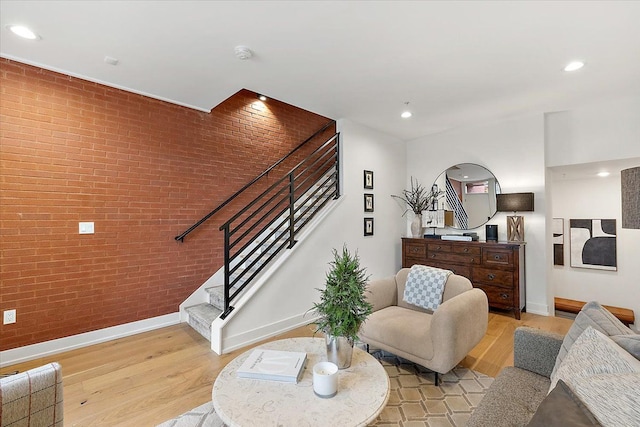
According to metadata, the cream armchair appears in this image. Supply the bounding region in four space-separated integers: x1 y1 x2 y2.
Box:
358 268 488 385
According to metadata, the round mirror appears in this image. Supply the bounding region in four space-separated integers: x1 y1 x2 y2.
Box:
430 163 501 230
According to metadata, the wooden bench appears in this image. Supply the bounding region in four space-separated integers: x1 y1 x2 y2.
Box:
554 297 635 326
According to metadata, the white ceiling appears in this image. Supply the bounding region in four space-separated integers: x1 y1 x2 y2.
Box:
1 1 640 142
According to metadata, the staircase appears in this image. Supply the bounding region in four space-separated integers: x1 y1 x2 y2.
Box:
175 122 340 343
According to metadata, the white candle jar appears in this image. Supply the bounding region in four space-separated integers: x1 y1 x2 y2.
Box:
312 361 338 398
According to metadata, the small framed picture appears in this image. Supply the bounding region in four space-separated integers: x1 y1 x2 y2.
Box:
364 193 374 212
364 170 374 189
364 217 374 236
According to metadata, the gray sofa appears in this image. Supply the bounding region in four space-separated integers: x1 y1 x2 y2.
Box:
467 302 640 427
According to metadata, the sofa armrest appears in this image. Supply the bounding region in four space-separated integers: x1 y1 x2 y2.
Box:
514 326 564 378
364 276 397 312
429 288 488 373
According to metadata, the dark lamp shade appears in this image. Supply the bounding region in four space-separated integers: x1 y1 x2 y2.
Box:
496 192 534 212
621 167 640 229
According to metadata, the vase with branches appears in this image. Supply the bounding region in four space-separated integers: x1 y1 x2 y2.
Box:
392 177 444 237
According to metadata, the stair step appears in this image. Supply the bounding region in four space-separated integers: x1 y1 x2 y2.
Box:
185 303 222 341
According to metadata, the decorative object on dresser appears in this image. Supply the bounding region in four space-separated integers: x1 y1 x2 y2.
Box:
402 237 526 319
496 192 534 242
569 219 617 271
485 224 498 242
392 176 443 238
621 166 640 229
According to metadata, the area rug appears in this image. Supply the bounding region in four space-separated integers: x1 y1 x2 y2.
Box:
157 351 494 427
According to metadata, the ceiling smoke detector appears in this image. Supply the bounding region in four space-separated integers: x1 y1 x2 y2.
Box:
234 46 253 60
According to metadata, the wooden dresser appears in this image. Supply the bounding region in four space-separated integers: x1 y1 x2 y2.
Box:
402 237 526 319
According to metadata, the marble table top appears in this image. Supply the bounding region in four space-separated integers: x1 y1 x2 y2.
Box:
212 337 390 427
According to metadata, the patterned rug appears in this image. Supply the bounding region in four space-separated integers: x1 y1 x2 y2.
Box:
157 351 494 427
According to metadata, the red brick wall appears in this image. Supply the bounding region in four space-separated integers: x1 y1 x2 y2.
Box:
0 58 334 351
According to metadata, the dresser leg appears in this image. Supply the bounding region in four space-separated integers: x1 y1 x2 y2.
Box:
514 309 521 320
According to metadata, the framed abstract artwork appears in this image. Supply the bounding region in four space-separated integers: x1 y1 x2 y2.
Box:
570 219 617 271
364 193 374 212
553 218 564 266
364 217 374 236
364 170 374 189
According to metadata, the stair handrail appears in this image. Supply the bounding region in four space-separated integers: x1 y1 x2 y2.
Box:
175 119 336 242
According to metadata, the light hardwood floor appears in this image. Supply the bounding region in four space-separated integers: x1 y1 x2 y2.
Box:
1 312 573 426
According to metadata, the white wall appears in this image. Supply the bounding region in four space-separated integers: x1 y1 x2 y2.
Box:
221 119 407 350
546 95 640 168
406 114 549 315
546 95 640 329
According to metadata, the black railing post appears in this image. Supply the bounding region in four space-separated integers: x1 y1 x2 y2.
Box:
334 133 341 199
221 225 233 319
288 173 296 249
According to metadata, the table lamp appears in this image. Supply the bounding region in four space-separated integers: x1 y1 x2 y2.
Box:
496 192 534 242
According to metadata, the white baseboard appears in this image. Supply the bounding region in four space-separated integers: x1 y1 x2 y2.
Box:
526 301 550 316
0 312 180 367
221 312 319 354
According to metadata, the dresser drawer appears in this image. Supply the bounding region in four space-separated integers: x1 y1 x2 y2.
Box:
428 252 480 265
404 258 425 268
474 284 514 309
473 267 513 288
482 249 513 266
427 243 451 253
428 262 472 280
452 245 481 255
405 242 426 258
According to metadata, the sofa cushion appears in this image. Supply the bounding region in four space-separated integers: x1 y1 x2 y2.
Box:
358 306 434 360
571 373 640 426
611 333 640 360
551 301 634 379
550 327 640 392
466 366 550 427
526 380 601 426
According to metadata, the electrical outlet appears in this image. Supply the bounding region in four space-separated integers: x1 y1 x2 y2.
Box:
3 309 16 325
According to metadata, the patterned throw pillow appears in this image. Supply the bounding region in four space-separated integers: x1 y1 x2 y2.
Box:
571 373 640 427
550 327 640 392
402 264 451 311
551 301 634 379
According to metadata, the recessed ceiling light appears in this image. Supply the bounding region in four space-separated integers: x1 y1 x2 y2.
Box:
257 94 267 101
8 25 40 40
564 61 585 72
401 111 412 119
597 171 610 177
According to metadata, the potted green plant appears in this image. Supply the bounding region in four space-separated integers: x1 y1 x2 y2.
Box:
311 245 373 369
392 177 444 237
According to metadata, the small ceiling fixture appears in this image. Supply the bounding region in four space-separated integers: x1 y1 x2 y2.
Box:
234 45 253 60
7 25 40 40
401 102 412 119
597 171 610 177
104 56 119 66
564 61 585 72
257 93 267 101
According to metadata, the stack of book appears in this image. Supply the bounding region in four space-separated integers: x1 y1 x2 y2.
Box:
236 349 307 383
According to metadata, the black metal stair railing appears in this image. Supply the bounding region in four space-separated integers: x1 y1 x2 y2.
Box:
175 121 340 319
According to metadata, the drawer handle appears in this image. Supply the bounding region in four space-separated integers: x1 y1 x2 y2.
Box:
494 255 501 260
431 254 437 259
436 245 442 250
500 293 509 299
463 248 469 253
487 274 496 280
471 258 475 262
412 248 419 253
